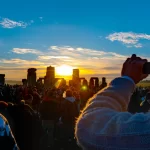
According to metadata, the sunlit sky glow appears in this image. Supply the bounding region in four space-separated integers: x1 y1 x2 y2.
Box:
56 65 74 76
0 0 150 82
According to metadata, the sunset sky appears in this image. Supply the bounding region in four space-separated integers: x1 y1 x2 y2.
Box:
0 0 150 82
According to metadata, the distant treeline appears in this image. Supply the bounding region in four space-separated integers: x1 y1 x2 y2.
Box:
5 80 22 85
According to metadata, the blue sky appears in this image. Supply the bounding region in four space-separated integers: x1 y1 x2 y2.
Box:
0 0 150 81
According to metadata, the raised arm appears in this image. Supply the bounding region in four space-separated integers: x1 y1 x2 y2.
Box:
75 55 149 150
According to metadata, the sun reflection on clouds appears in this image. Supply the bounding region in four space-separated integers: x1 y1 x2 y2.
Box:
0 45 133 80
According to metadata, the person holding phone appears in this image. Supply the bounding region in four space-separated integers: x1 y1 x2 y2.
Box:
75 55 150 150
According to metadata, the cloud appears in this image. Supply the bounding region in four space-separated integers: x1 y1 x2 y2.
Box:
30 20 34 23
106 32 150 48
0 18 30 28
38 56 70 60
134 43 142 48
39 17 43 21
101 66 121 70
8 46 128 75
0 18 27 28
48 46 126 60
37 45 128 75
0 59 48 80
12 48 41 54
27 20 34 25
0 67 40 70
0 59 44 66
2 45 150 81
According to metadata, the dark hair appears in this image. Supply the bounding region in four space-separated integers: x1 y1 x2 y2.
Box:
66 90 73 97
0 101 8 109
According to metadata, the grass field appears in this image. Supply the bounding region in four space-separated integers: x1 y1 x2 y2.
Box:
137 82 150 87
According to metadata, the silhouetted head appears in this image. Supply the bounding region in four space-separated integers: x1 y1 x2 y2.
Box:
102 77 106 83
66 89 73 97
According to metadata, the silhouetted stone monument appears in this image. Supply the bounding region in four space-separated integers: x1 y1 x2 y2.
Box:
37 78 44 85
0 74 5 85
45 66 55 87
72 69 80 88
27 68 37 86
83 79 88 86
99 77 107 90
80 78 88 86
22 79 27 86
73 69 79 81
69 80 73 86
44 76 47 86
89 77 99 88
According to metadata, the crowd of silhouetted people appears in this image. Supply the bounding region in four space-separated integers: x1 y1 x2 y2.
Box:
1 55 150 150
0 80 108 150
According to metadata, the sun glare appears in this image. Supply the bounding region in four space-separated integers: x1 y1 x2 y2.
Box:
56 65 73 76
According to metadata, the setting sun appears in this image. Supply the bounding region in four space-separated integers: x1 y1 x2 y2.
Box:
56 65 73 76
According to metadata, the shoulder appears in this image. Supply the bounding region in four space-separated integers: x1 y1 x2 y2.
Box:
0 114 9 128
0 114 10 136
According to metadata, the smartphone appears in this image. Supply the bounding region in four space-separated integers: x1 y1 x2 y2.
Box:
143 62 150 74
131 54 150 74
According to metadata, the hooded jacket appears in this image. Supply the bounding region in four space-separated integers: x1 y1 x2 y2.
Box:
61 96 78 125
0 113 19 150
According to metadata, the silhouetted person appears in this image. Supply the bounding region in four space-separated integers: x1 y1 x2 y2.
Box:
59 89 78 149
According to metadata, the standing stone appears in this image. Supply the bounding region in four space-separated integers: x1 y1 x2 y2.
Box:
45 66 55 87
0 74 5 85
27 68 37 86
72 69 80 88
